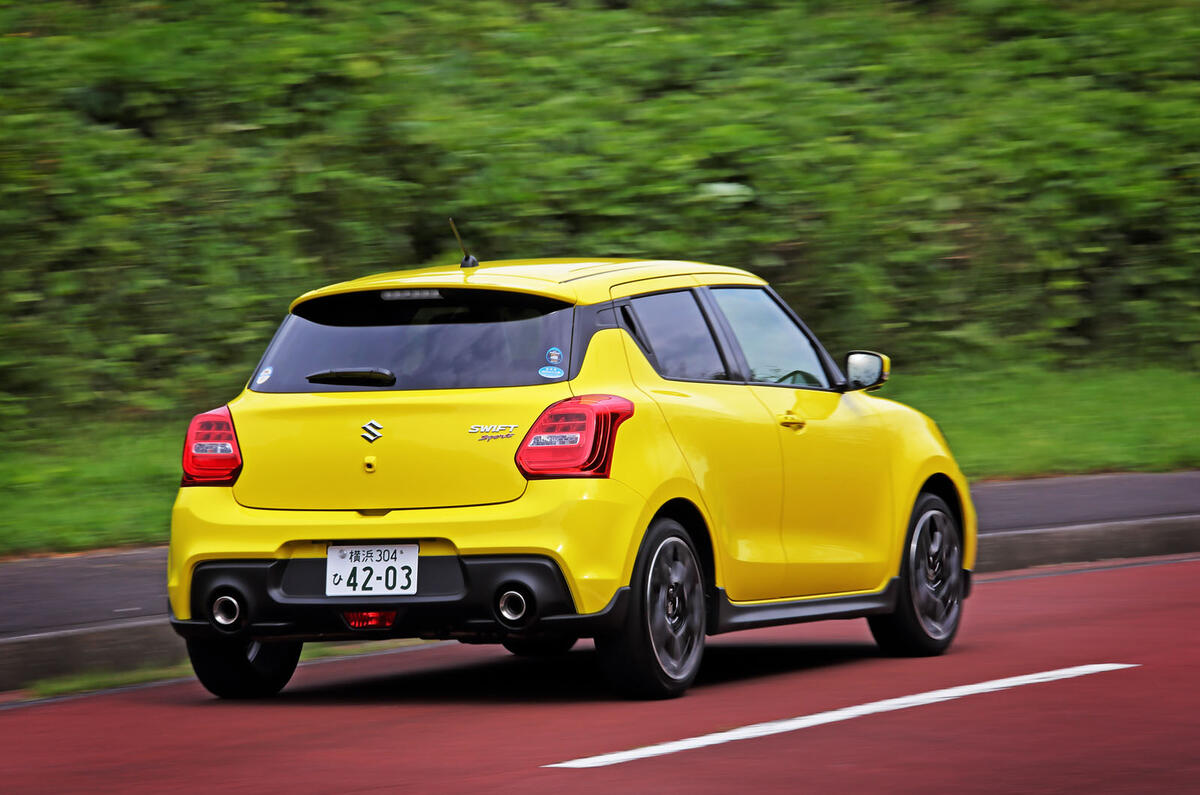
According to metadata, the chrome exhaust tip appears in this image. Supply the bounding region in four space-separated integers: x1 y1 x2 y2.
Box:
212 594 241 627
497 590 528 624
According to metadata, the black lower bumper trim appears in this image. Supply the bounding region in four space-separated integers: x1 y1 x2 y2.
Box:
173 555 629 642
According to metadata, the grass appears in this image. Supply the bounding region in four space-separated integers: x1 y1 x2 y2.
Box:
883 366 1200 479
26 663 194 699
0 417 184 556
2 366 1198 557
21 639 433 699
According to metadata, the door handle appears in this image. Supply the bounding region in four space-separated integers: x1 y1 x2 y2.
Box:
777 413 806 430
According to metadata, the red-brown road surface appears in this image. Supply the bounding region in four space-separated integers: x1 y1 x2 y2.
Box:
2 556 1197 793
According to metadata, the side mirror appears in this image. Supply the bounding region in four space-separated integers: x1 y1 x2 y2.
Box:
845 351 890 391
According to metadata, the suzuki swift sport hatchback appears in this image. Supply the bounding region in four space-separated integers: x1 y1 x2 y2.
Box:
170 258 975 699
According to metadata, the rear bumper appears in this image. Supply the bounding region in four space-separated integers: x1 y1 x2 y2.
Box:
168 479 648 624
171 555 630 642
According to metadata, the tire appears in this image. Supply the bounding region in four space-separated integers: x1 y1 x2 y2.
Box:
502 635 578 657
187 637 302 699
596 517 706 699
869 492 965 656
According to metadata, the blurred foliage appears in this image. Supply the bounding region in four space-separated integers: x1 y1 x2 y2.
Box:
2 0 1199 424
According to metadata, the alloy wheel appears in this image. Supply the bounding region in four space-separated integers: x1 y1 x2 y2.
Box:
907 509 963 640
645 536 705 680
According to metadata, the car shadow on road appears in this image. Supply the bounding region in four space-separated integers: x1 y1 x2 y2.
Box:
697 641 880 688
269 640 881 706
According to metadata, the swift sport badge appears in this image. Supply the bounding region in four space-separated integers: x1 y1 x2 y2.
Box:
468 423 519 442
360 420 383 443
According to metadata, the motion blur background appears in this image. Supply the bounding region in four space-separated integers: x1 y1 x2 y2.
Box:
1 0 1198 555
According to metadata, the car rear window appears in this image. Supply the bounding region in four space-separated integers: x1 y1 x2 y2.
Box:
250 288 574 392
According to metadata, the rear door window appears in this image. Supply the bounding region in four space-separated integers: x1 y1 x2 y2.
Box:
628 291 730 381
251 288 574 392
710 287 830 388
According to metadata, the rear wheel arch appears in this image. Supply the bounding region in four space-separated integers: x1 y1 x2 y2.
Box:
651 498 716 606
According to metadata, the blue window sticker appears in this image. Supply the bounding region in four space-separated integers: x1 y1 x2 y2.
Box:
545 347 564 365
255 366 273 386
538 366 565 379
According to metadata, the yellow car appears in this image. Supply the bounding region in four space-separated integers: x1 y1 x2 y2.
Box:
169 258 975 699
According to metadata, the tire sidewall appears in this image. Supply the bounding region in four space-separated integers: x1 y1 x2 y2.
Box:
896 492 963 654
187 637 302 699
599 517 707 698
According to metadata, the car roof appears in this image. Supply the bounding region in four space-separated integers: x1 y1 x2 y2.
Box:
290 258 765 309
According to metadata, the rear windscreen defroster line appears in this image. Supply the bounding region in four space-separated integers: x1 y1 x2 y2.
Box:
249 288 575 392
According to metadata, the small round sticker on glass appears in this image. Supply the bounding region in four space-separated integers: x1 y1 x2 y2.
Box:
545 347 563 365
538 366 565 379
255 366 273 386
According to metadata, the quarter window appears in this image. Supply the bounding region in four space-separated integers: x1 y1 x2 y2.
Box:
629 291 729 381
711 288 830 388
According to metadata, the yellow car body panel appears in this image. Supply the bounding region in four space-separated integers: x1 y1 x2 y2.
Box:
169 257 975 649
745 385 897 597
869 396 978 573
610 318 790 601
226 385 572 511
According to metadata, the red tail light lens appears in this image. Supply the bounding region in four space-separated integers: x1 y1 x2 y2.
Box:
516 395 634 478
181 405 243 486
343 610 397 629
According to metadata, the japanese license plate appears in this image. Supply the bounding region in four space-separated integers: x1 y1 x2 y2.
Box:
325 544 418 596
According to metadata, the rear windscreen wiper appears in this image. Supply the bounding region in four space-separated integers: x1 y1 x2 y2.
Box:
305 368 397 387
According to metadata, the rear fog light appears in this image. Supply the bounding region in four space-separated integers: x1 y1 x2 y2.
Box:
343 610 397 629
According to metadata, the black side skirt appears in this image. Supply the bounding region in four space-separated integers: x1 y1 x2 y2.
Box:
711 578 900 635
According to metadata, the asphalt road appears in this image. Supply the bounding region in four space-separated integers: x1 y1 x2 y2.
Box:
2 555 1197 792
970 470 1200 531
0 548 167 638
1 471 1198 639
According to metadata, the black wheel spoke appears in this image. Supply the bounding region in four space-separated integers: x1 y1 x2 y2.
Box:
907 508 962 641
649 601 670 635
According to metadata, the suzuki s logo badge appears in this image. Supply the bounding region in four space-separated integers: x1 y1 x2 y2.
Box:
360 420 383 443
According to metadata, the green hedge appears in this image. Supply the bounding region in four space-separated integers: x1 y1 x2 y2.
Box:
2 0 1199 424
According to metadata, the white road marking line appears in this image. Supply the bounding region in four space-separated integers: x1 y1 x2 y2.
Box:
544 663 1139 769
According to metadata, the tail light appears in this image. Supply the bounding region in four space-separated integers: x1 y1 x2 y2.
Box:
181 405 243 486
516 394 634 479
